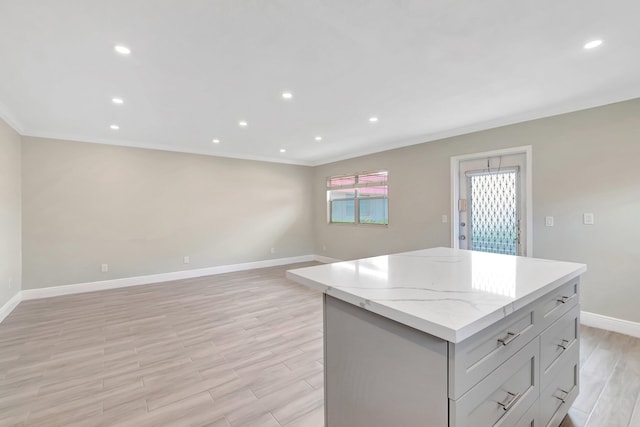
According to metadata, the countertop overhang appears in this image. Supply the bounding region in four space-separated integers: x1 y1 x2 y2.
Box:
286 247 587 343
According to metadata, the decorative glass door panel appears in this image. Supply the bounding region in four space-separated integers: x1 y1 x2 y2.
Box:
458 153 527 256
467 169 519 255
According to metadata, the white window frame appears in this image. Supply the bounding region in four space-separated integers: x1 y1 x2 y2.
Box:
326 171 389 226
450 146 533 256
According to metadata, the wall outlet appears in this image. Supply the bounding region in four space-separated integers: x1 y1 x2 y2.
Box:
442 214 448 223
583 213 594 225
545 216 554 227
322 244 327 252
270 247 275 254
183 256 190 264
8 278 12 289
101 264 109 273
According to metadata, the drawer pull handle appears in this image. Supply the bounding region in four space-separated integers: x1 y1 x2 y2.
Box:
554 389 570 404
556 294 576 304
498 391 521 412
497 331 520 346
558 339 570 350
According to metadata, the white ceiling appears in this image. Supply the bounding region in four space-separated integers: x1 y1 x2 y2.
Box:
1 0 639 166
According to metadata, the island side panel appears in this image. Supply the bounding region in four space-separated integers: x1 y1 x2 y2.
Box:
324 295 448 427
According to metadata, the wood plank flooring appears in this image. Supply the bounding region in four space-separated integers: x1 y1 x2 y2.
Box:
0 262 325 427
0 262 639 426
562 325 640 427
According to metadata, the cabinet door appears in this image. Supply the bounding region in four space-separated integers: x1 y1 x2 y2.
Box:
449 302 536 399
536 279 579 332
540 304 579 389
540 357 579 427
450 338 539 427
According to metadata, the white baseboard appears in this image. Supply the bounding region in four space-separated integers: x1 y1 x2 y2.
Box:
21 255 316 301
0 291 22 323
581 311 640 339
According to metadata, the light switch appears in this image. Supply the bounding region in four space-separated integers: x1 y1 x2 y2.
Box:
442 215 448 223
545 216 554 227
583 213 594 225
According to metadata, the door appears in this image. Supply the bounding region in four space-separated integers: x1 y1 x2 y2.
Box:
458 153 527 256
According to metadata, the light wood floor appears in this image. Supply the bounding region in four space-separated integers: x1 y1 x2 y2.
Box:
0 263 325 427
0 262 639 427
562 324 640 427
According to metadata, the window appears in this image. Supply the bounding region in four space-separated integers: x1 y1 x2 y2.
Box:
327 171 388 225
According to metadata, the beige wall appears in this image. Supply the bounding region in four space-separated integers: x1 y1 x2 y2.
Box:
314 98 640 323
0 118 22 307
11 98 640 324
22 137 314 289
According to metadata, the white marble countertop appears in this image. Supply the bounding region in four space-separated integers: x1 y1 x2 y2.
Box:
286 247 586 343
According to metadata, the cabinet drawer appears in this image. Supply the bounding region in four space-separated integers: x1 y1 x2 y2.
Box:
540 357 579 427
449 303 537 399
450 338 539 427
513 399 539 427
540 304 580 389
536 279 579 332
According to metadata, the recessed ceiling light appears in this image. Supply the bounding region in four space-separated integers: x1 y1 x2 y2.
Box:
238 121 248 127
369 116 379 123
110 124 119 130
315 136 322 141
112 97 124 104
584 39 603 49
114 45 131 55
212 139 220 144
280 149 286 153
281 92 293 100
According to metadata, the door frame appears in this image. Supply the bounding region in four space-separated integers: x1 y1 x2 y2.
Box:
450 145 533 256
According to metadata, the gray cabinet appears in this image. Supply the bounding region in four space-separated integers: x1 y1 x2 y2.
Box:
324 296 448 427
323 278 581 427
450 339 539 427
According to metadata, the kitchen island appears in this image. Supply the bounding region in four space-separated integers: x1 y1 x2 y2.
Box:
287 247 586 427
